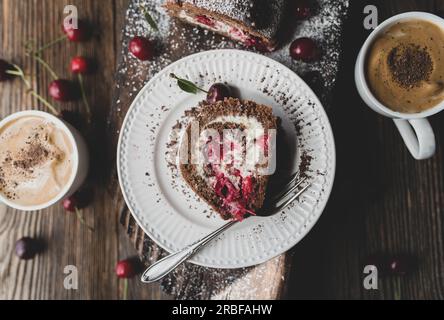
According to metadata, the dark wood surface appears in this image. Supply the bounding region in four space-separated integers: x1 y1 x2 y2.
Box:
1 0 444 300
0 0 167 300
287 0 444 300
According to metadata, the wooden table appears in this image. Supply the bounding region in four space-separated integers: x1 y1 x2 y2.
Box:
1 0 443 300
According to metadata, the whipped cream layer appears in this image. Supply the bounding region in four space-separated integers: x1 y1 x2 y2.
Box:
193 115 267 182
0 116 74 207
189 115 273 220
177 10 272 50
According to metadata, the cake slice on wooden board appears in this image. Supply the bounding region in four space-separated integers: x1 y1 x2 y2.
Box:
180 98 277 221
163 0 287 51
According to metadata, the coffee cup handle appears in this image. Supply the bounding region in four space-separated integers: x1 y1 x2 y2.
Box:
393 118 436 160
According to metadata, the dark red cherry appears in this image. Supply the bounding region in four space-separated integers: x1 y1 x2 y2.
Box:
116 259 137 279
63 19 91 42
62 197 77 212
63 187 94 212
15 237 40 260
70 56 91 74
290 38 320 62
294 0 313 20
49 79 77 102
207 83 232 103
129 36 154 61
0 59 13 82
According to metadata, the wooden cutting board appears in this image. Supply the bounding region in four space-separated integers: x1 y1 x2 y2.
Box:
107 0 349 300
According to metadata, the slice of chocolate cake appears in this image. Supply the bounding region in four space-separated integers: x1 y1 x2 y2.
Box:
164 0 286 51
180 98 277 221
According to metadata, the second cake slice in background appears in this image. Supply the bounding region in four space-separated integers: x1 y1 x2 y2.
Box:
164 0 287 51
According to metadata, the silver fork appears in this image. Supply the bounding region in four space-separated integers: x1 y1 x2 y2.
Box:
141 173 311 283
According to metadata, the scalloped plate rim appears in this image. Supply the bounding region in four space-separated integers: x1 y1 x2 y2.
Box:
117 49 336 269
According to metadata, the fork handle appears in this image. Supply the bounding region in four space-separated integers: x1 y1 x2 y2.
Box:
141 221 237 283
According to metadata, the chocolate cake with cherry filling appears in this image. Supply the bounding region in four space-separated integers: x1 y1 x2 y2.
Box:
164 0 286 51
180 98 277 221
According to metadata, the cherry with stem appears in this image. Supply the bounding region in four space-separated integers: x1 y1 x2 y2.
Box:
63 195 95 232
33 20 92 55
36 35 68 54
5 64 59 116
116 259 139 300
71 57 93 123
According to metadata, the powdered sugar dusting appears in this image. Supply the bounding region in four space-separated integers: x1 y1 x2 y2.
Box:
269 0 350 105
117 0 348 112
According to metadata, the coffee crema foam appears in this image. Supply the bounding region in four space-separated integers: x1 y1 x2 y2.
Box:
0 116 74 207
367 20 444 113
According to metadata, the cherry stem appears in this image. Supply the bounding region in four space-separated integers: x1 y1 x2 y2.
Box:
33 54 59 80
6 65 60 116
24 41 59 80
123 279 128 300
29 91 60 116
78 74 92 124
75 207 95 232
394 278 402 300
36 35 68 54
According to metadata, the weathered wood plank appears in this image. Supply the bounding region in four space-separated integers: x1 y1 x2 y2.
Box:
287 0 444 300
0 0 163 300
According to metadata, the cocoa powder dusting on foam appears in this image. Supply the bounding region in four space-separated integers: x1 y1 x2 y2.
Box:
388 43 433 88
0 129 64 201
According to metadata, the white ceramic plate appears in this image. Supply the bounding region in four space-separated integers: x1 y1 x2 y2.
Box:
117 49 336 269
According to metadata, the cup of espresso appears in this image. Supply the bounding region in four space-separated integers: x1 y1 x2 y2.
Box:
0 110 89 211
355 12 444 160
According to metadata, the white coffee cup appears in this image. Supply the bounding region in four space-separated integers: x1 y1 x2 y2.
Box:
0 110 89 211
355 12 444 160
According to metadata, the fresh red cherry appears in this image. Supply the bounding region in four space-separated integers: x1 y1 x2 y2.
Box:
70 56 91 74
49 79 77 102
290 38 320 62
63 196 77 212
207 83 232 103
63 187 94 212
0 59 13 82
294 0 313 20
63 19 91 42
116 259 137 279
15 237 40 260
129 36 154 61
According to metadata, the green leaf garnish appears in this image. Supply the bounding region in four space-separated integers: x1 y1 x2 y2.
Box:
170 73 208 94
142 7 159 32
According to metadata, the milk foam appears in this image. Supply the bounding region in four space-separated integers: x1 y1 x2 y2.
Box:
0 116 74 207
